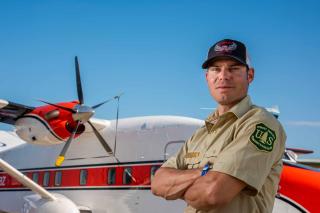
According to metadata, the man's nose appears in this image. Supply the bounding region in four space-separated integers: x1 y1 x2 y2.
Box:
218 68 231 80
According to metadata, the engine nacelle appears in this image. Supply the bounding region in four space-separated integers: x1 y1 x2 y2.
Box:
15 116 66 145
13 101 86 145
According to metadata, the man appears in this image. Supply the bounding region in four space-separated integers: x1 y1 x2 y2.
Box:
151 39 286 213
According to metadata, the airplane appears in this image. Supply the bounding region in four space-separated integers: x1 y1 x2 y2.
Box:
0 57 319 213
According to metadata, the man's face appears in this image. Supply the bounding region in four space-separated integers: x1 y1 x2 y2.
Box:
205 58 254 107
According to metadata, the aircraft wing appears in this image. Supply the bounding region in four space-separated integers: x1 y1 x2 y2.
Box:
296 159 320 168
0 99 34 125
0 130 26 153
284 148 320 169
286 147 314 155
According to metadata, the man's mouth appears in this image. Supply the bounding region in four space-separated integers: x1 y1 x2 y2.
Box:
216 86 234 89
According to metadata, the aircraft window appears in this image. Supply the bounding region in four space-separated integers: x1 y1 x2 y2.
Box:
108 168 116 185
54 171 62 186
150 166 160 182
123 167 132 185
24 172 32 179
43 172 50 186
164 140 185 160
80 169 88 185
32 173 39 183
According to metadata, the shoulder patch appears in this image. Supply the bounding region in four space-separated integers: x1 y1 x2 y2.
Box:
250 123 276 152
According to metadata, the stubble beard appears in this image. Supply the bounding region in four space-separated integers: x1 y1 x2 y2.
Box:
215 93 245 109
217 94 234 106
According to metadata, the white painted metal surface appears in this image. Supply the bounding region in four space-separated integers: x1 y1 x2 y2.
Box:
0 158 56 201
0 116 310 213
23 193 79 213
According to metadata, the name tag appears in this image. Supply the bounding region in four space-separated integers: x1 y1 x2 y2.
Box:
185 152 200 158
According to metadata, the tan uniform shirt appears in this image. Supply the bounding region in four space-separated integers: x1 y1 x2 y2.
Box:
162 96 286 213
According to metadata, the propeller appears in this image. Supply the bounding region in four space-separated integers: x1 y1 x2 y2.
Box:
55 121 80 166
45 56 122 166
38 99 76 113
88 120 113 155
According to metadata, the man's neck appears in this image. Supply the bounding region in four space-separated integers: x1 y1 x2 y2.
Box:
217 105 233 115
217 96 247 115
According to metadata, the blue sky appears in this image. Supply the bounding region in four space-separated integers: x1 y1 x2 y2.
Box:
0 0 320 158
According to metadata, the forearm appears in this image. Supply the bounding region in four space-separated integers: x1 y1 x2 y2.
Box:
151 167 200 200
184 171 246 210
184 175 218 210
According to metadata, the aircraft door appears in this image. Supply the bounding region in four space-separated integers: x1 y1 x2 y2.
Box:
163 140 185 161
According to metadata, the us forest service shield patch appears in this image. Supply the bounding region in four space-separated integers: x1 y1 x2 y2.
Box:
250 123 276 152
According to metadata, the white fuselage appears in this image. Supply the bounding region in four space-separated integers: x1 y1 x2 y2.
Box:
0 116 202 213
0 116 306 213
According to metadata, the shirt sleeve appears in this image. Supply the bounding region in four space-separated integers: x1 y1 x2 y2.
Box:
211 116 286 195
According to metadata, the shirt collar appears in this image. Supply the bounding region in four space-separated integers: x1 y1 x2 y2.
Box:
229 95 252 118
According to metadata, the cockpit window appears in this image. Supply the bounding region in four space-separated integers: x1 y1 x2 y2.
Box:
283 152 290 160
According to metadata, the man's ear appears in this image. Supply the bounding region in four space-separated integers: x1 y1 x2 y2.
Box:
247 68 254 83
205 70 209 82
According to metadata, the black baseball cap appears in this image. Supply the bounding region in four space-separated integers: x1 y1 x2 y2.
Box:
202 39 250 69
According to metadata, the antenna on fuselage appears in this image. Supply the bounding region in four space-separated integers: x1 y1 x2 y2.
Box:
113 93 124 163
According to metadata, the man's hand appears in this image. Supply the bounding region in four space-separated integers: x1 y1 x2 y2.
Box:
151 167 201 200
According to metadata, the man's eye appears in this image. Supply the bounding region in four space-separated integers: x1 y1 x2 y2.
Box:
230 67 241 72
209 67 220 72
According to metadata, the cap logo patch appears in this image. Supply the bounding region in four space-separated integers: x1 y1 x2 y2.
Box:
250 123 276 152
214 41 237 53
214 41 237 52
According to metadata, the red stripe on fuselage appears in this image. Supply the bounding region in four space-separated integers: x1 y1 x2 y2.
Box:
2 162 320 212
0 162 161 189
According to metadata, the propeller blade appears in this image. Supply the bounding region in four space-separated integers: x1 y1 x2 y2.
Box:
91 93 124 109
38 99 76 113
55 121 80 167
91 99 113 109
88 120 113 155
75 56 84 105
